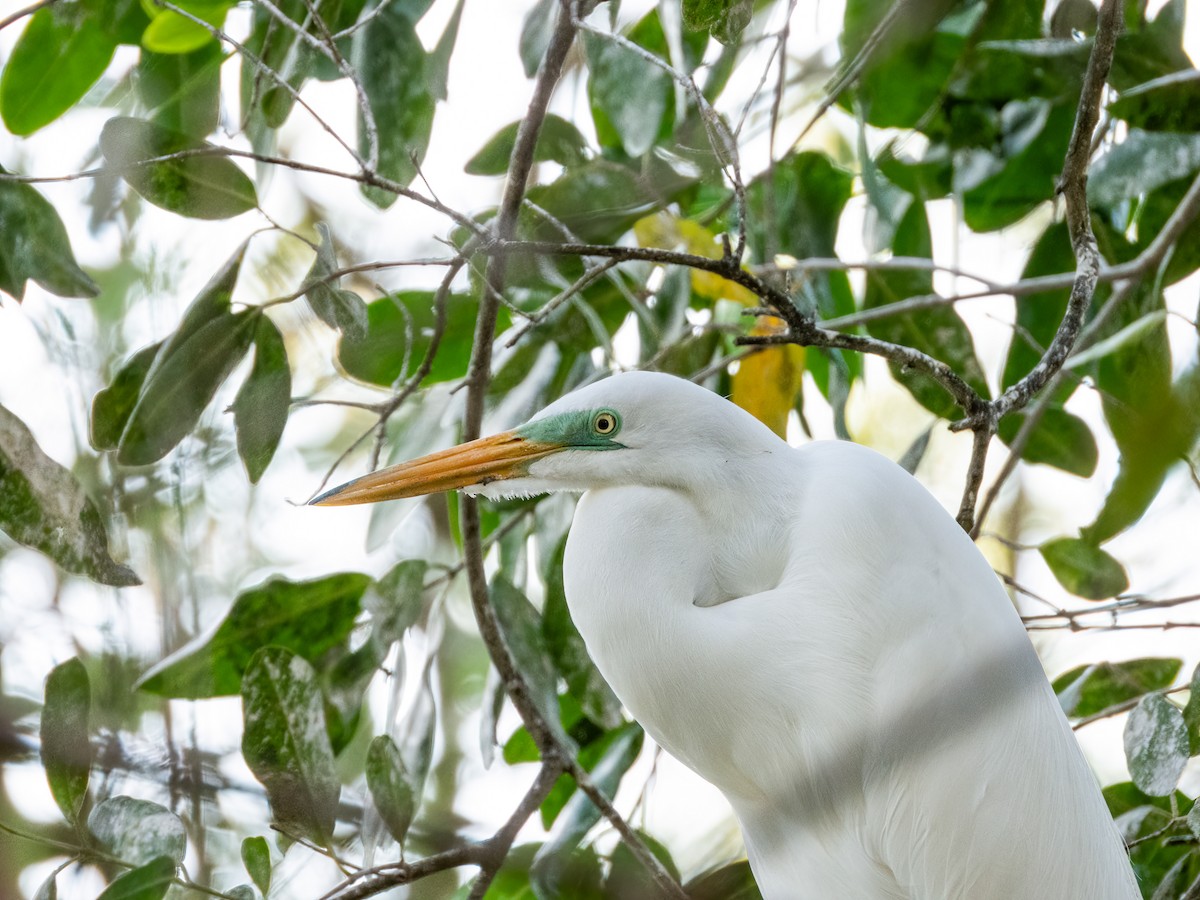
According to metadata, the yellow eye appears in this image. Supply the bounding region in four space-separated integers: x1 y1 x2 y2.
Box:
593 411 618 435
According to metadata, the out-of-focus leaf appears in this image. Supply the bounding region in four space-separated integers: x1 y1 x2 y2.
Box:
89 797 186 866
603 831 680 899
1089 130 1200 209
0 3 117 135
1067 311 1170 370
1109 70 1200 132
1125 693 1188 797
137 573 370 698
117 309 258 465
0 406 139 587
951 39 1089 102
1040 537 1129 600
232 315 290 483
366 735 416 848
996 407 1098 478
353 3 434 205
539 722 641 830
542 536 621 729
862 201 989 417
961 99 1076 231
427 0 464 101
241 647 340 845
32 873 56 900
366 559 427 645
99 116 257 219
0 167 99 300
337 290 502 387
241 836 271 896
91 343 161 452
1054 658 1183 718
682 0 752 43
491 577 563 741
465 115 589 176
731 334 805 438
684 861 763 900
141 1 231 54
95 856 176 900
1182 663 1200 755
519 0 556 78
1110 0 1192 92
40 659 92 824
876 142 952 202
531 724 643 897
525 160 666 244
135 44 222 137
584 15 674 157
302 224 368 340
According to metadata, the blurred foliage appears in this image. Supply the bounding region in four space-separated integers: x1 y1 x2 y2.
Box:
1 0 1199 897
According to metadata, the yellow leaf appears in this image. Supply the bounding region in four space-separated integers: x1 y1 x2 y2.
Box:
731 320 805 439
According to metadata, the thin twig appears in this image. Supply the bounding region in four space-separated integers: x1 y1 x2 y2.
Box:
0 0 58 32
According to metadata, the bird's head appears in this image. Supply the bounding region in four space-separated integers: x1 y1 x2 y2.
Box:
309 371 784 506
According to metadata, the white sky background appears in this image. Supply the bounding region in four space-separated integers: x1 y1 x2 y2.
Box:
2 0 1200 896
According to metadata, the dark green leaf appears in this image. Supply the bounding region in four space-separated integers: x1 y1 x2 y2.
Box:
89 797 186 866
0 3 117 135
540 722 640 829
99 116 257 219
302 224 368 340
240 0 312 145
96 856 176 900
542 536 621 728
366 735 416 847
138 572 369 698
135 44 222 137
1040 537 1129 600
427 0 464 101
1089 129 1200 209
353 3 435 206
1055 658 1183 718
861 201 989 417
241 836 271 896
367 559 427 645
525 159 670 244
951 39 1089 102
0 166 99 300
1183 663 1200 755
584 19 672 157
876 142 952 202
337 290 500 387
1124 693 1188 797
141 1 231 54
465 115 589 176
0 406 139 586
490 577 563 741
241 647 340 845
996 407 1098 477
519 0 556 78
684 861 763 900
1110 0 1192 92
603 831 680 899
1109 70 1200 132
682 0 752 44
117 309 257 465
40 659 92 824
91 343 161 452
232 316 290 483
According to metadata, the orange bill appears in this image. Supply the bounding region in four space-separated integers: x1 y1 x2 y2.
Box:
309 430 564 506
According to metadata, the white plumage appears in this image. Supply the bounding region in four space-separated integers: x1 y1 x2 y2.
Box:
316 370 1140 899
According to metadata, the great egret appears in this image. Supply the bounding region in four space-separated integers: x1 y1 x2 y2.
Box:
314 371 1139 899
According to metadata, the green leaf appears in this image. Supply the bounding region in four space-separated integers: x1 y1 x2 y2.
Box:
366 559 427 645
542 536 621 728
603 831 680 899
96 856 176 900
682 0 752 44
0 3 117 135
861 201 989 418
1040 537 1129 600
531 726 643 898
366 735 417 848
1054 658 1183 718
117 309 257 465
353 3 435 206
135 44 222 137
584 21 672 157
491 577 563 738
1066 310 1170 370
1088 129 1200 209
1124 693 1188 797
89 797 186 866
0 406 140 587
303 224 368 340
683 861 763 900
539 722 640 830
465 115 589 176
0 166 99 301
90 343 161 452
1109 70 1200 132
996 407 1097 478
99 115 257 219
1183 663 1200 756
519 0 556 78
40 658 92 824
951 39 1089 102
241 836 271 896
337 290 501 387
32 873 57 900
137 572 370 698
427 0 464 101
232 316 291 483
241 647 340 845
525 160 666 244
141 1 231 54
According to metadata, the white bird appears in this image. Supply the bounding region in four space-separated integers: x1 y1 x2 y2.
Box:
314 371 1139 899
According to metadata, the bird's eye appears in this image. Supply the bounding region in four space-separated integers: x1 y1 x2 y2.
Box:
592 411 618 435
